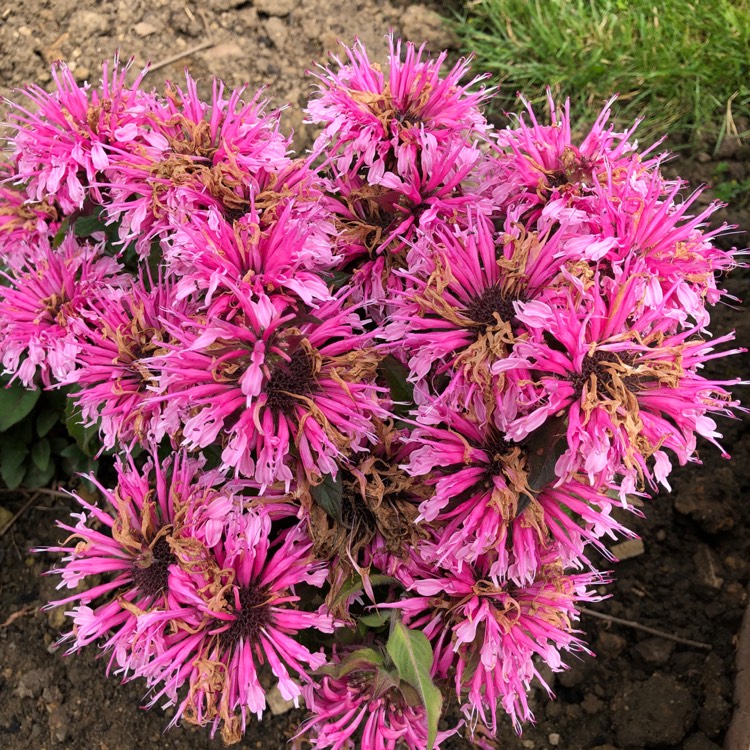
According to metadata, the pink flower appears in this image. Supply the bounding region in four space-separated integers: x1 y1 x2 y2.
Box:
38 452 234 673
308 36 490 177
327 141 489 318
150 295 384 487
103 75 289 254
6 57 151 213
0 170 60 265
395 550 605 735
506 275 745 491
67 275 190 450
309 36 491 320
140 510 332 744
586 168 737 328
406 403 635 581
485 93 659 216
0 232 125 387
164 183 336 313
384 212 565 414
302 650 456 750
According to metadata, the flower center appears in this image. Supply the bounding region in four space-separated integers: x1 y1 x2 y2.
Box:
118 322 164 385
464 285 517 330
222 586 271 644
396 109 423 127
571 350 641 399
483 432 516 480
265 348 316 414
41 291 72 325
341 488 379 539
546 148 595 189
131 535 174 598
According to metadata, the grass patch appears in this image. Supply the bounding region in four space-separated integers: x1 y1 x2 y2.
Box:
712 162 750 207
454 0 750 148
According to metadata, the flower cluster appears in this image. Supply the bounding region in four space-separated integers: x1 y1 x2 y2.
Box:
0 39 742 750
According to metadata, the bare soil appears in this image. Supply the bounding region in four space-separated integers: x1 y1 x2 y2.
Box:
1 2 749 749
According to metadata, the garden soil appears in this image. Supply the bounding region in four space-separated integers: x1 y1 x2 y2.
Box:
1 2 750 749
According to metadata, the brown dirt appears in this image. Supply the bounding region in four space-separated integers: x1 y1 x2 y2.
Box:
1 2 749 749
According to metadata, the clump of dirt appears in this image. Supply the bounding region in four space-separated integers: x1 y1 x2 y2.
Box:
0 2 748 749
0 0 458 152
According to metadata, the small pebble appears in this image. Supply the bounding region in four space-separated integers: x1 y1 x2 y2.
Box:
134 21 157 37
633 636 674 666
0 505 13 529
548 733 561 746
265 684 295 715
611 538 645 560
255 0 296 16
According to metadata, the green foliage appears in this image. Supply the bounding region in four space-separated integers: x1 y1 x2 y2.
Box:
454 0 750 148
386 620 443 750
311 473 344 522
378 355 415 418
359 610 393 628
64 399 101 457
337 647 385 675
0 377 99 490
330 572 399 613
519 413 568 516
0 380 40 432
712 162 750 205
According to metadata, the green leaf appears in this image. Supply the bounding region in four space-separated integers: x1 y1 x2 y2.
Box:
16 414 35 446
518 413 568 516
338 647 384 676
330 572 399 612
64 400 99 457
73 213 106 238
24 460 55 489
1 446 29 490
386 621 443 750
31 438 51 472
35 409 59 438
59 444 85 460
311 473 343 523
44 386 72 412
58 443 97 476
378 355 415 417
360 610 393 628
0 382 40 432
329 270 352 291
371 667 401 699
51 218 70 248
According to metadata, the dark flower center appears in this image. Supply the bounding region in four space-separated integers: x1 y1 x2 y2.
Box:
221 586 271 644
265 348 316 414
571 350 641 399
483 432 516 480
41 291 73 325
131 535 174 599
464 285 518 330
364 207 396 231
341 489 379 539
545 150 594 189
223 205 248 223
546 170 570 189
396 109 423 127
